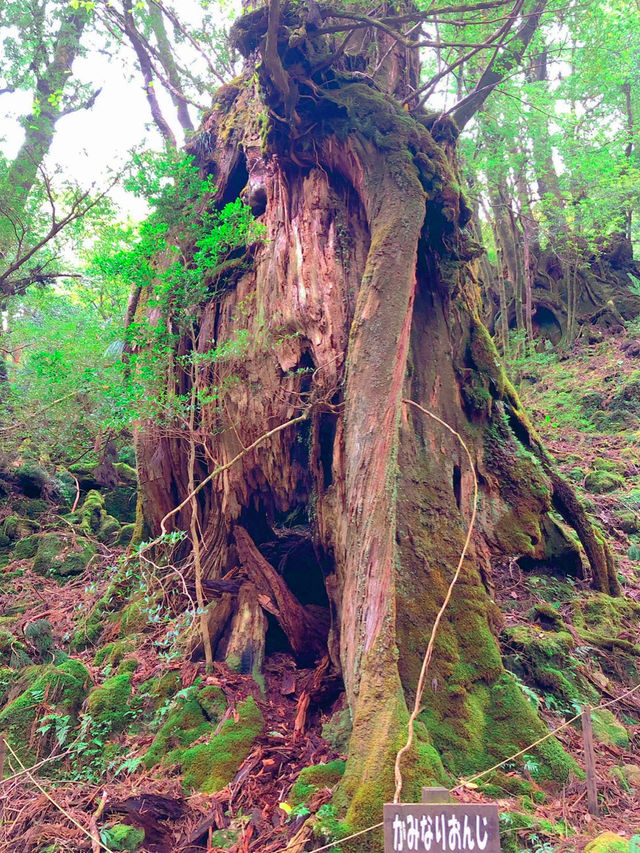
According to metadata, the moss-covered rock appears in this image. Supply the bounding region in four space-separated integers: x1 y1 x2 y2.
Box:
15 464 48 498
12 534 39 560
290 760 346 806
0 630 32 669
80 489 105 536
139 671 181 711
97 514 121 544
180 695 264 793
584 469 625 494
144 685 226 770
68 463 100 490
100 824 145 851
105 486 137 524
24 619 54 661
114 462 137 485
116 523 136 547
86 673 133 734
33 533 96 579
583 832 631 853
591 708 629 749
93 638 136 669
12 497 49 519
616 511 640 534
501 624 589 706
0 659 90 764
592 458 625 475
2 515 39 540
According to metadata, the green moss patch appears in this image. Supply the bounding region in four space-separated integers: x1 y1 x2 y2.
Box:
144 685 226 770
33 533 96 579
290 760 346 806
584 832 631 853
0 659 90 765
179 695 264 794
87 673 133 734
584 469 625 494
591 708 629 749
100 824 145 851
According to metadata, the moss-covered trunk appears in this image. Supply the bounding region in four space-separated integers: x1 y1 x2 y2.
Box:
134 4 618 841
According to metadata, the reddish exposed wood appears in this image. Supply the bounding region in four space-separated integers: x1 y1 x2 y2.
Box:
234 526 328 664
223 582 267 675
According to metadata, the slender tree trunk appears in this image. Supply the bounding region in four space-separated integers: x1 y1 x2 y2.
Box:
4 8 89 218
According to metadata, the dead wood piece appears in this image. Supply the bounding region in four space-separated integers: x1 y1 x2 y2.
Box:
281 670 296 695
184 798 227 845
190 593 234 660
294 692 310 737
234 526 328 663
106 793 185 844
201 578 244 596
223 582 267 676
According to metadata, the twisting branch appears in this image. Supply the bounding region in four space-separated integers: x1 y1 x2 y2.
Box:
122 0 176 147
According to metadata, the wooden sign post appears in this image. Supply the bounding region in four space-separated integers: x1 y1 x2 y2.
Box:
384 803 500 853
582 706 599 817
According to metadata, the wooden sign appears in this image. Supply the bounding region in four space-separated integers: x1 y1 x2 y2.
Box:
384 803 500 853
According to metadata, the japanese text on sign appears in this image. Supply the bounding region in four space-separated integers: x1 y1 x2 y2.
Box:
383 804 500 853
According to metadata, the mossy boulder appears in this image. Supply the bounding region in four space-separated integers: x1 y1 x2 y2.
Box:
86 673 133 734
15 464 48 498
140 671 181 711
105 486 137 524
0 629 32 669
591 708 629 749
501 624 587 705
583 832 631 853
584 469 625 494
144 685 226 770
116 523 136 547
2 515 39 540
68 463 100 490
0 659 90 764
616 511 640 534
12 497 49 519
33 533 96 579
180 695 264 793
12 535 39 560
290 760 346 806
93 638 136 670
114 462 137 485
80 489 105 535
592 458 625 475
97 514 121 544
100 824 145 851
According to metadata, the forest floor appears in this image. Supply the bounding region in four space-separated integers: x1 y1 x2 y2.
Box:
2 330 640 852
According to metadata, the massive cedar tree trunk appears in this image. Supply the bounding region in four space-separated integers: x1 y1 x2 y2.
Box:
135 2 618 839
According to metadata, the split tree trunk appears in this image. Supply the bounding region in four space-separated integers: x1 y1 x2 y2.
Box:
134 3 619 838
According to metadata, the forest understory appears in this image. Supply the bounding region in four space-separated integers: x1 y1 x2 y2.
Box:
1 330 640 852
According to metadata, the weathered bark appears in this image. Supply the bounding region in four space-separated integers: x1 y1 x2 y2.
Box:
134 3 619 837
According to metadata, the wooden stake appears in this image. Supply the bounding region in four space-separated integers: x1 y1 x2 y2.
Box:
582 706 598 816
